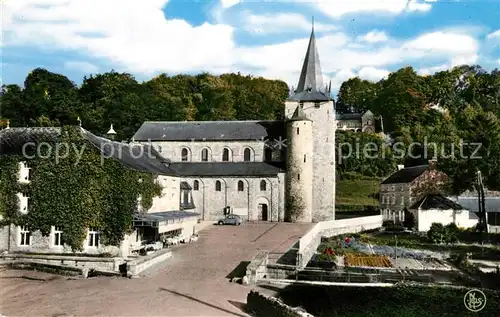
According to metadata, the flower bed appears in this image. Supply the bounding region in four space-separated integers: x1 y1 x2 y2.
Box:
344 253 392 267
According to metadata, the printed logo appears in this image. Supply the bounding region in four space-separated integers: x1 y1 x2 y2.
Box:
463 289 486 312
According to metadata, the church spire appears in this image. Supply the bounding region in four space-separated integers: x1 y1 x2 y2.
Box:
295 17 324 94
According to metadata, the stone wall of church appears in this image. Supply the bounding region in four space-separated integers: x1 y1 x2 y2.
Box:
302 101 336 222
182 175 285 222
146 140 283 163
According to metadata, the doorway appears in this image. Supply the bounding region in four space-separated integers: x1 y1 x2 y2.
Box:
258 203 269 221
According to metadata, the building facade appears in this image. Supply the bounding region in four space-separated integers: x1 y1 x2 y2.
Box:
336 110 381 133
133 26 337 223
379 161 448 223
0 127 198 257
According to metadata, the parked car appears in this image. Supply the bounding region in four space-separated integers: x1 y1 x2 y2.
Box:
218 214 242 226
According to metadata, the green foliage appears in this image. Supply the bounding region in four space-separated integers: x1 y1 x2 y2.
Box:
0 156 21 226
427 222 460 244
1 69 289 141
336 176 380 211
336 131 394 177
403 209 416 229
2 66 498 190
278 284 500 317
0 126 162 251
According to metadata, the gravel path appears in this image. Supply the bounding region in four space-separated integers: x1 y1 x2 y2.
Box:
0 222 311 317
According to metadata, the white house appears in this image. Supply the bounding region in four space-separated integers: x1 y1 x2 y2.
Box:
409 194 478 232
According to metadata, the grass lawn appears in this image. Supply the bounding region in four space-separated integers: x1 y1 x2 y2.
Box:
336 178 380 212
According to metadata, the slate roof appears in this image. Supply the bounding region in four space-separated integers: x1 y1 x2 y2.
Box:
288 90 331 102
82 129 177 175
410 194 466 210
168 162 286 177
453 197 500 213
295 26 326 96
381 165 428 184
0 126 177 176
132 121 286 141
288 105 312 122
0 127 61 155
336 113 362 120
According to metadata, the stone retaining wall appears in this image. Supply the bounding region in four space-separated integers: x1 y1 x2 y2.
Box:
246 250 269 284
297 215 383 268
1 253 123 272
127 249 172 277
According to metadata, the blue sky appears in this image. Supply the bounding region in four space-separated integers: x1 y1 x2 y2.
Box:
2 0 499 94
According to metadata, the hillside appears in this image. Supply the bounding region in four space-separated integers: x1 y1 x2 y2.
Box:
336 176 381 212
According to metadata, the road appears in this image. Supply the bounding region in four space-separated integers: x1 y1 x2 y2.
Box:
0 222 312 316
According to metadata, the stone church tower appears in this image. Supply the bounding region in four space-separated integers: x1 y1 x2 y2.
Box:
285 24 337 222
285 106 314 222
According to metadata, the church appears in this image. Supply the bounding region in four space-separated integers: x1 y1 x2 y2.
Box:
131 26 337 223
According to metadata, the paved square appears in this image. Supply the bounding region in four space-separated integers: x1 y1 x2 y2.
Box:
0 222 312 316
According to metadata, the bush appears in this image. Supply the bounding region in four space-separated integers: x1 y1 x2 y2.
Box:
427 222 461 243
403 210 416 230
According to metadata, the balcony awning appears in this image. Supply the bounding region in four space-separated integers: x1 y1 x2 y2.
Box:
133 211 199 229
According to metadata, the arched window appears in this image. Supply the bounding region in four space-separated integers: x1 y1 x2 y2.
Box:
215 181 221 191
193 180 199 191
238 180 244 191
243 148 251 162
222 148 230 162
201 149 208 162
181 148 189 161
264 148 272 161
260 180 267 191
297 127 299 135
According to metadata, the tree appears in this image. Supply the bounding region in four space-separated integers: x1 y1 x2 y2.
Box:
336 77 380 114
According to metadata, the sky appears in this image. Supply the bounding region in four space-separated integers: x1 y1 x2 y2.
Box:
2 0 500 94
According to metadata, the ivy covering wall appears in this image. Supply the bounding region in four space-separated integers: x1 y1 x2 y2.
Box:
0 126 162 251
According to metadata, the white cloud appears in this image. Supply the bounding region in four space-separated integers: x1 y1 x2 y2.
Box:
357 30 389 43
402 31 478 57
312 0 433 18
242 12 336 34
487 29 500 39
64 61 99 73
357 67 390 81
220 0 241 9
3 0 236 74
3 0 482 93
407 0 432 12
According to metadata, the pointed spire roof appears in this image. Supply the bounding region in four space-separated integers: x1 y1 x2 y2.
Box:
289 19 331 102
288 105 312 122
296 22 324 94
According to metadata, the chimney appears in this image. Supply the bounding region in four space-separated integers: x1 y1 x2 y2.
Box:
428 157 437 169
397 164 405 171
